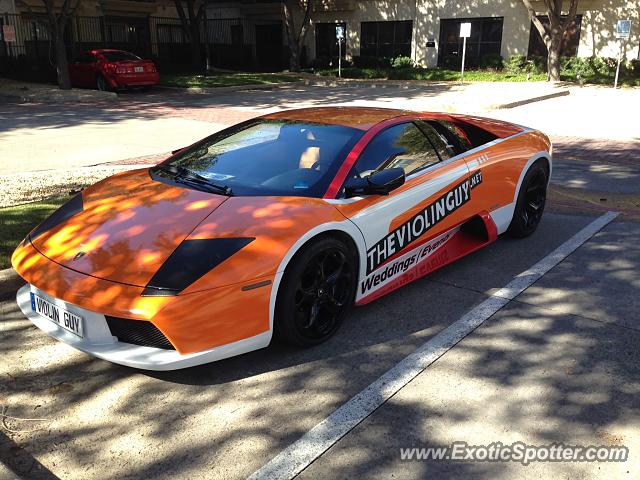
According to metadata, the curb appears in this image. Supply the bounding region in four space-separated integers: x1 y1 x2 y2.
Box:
0 89 117 103
0 268 24 300
155 81 306 95
489 89 570 109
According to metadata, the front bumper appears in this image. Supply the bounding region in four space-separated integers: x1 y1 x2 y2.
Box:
17 284 271 370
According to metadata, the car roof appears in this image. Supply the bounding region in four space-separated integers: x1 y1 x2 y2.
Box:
262 107 411 131
262 107 524 138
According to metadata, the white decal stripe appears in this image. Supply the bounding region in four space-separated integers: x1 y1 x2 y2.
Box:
357 226 460 300
247 211 619 480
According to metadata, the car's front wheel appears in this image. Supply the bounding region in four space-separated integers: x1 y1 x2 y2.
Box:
275 236 358 347
508 161 548 238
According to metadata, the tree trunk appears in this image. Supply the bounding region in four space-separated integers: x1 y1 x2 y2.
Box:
289 43 301 72
547 37 562 82
54 31 72 90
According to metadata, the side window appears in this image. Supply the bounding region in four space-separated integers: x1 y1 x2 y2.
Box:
415 120 454 160
351 122 441 178
428 120 472 153
77 53 96 64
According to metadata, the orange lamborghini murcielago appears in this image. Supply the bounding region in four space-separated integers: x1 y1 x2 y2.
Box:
12 107 551 370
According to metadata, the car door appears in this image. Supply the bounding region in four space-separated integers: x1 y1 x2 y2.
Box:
69 52 97 87
332 121 476 303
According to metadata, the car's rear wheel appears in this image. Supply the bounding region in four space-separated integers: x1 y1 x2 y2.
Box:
508 161 548 238
275 236 357 347
96 74 108 92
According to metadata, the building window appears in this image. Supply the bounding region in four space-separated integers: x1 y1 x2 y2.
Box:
528 15 583 57
315 22 346 61
438 17 503 68
360 20 412 59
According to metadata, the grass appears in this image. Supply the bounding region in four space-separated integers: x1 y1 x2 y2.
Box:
314 66 639 85
315 66 548 82
560 72 640 87
160 71 302 88
0 197 68 269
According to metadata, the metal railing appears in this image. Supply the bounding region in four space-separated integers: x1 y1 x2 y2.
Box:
0 13 278 74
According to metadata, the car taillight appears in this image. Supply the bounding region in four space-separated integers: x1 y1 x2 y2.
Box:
106 62 118 73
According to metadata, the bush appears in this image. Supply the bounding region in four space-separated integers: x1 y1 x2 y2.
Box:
505 55 527 75
352 56 391 68
527 56 547 74
505 55 546 76
312 57 352 69
388 67 424 80
478 53 504 70
391 56 416 69
317 66 387 79
629 59 640 76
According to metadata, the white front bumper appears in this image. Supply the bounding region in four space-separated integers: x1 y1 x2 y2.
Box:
17 285 271 370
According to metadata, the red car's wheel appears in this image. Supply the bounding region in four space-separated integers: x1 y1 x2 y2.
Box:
96 74 108 92
275 236 357 346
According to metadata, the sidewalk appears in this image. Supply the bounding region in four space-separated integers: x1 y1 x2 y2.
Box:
0 78 116 103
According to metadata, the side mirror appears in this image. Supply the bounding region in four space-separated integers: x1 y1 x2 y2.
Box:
344 167 405 198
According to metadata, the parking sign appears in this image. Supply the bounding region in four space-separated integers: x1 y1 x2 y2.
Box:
616 20 631 39
336 25 344 41
460 22 471 38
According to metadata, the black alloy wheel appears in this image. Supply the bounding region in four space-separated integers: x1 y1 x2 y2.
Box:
275 237 357 346
508 161 548 238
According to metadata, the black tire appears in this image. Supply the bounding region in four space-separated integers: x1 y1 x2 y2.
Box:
275 236 358 347
96 74 108 92
507 161 548 238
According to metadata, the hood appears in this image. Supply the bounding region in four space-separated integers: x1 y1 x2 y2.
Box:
30 169 227 287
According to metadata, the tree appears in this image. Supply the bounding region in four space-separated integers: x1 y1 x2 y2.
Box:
521 0 579 81
18 0 81 89
282 0 313 72
174 0 205 71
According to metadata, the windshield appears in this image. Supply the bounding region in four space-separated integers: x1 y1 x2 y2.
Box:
100 51 141 62
155 119 363 197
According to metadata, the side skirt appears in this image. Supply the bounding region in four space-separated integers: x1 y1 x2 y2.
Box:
355 212 498 305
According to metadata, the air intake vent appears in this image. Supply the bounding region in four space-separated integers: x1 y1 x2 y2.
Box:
105 316 175 350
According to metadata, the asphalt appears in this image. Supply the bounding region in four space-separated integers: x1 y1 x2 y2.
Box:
4 210 632 479
298 223 640 480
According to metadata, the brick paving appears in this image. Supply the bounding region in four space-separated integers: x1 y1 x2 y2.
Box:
550 136 640 165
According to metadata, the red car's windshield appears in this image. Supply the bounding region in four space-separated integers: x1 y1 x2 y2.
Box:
153 119 364 197
100 51 141 62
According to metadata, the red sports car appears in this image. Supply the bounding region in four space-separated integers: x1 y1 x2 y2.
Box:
69 49 160 91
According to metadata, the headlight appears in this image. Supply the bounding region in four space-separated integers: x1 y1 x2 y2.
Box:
142 237 255 296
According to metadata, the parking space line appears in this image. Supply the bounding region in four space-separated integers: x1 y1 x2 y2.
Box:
248 211 619 480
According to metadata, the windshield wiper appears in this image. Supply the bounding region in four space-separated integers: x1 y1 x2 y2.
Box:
153 164 233 196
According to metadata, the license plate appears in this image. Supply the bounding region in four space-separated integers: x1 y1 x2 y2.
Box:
134 66 144 73
31 292 84 338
